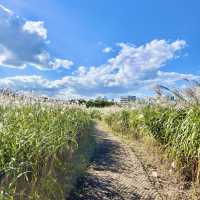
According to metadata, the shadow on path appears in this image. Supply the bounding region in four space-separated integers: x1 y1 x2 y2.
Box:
68 125 159 200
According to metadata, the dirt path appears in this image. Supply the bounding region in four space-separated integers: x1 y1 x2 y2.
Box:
69 124 162 200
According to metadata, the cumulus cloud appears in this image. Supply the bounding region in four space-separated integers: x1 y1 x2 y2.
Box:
0 4 73 70
49 59 74 70
0 71 198 99
23 21 48 39
67 39 187 93
0 39 197 98
0 5 193 98
143 71 200 88
0 76 52 91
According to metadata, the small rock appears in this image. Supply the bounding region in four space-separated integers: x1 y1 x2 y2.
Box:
152 171 158 178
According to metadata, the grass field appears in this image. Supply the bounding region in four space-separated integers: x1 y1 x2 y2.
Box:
0 103 95 199
0 85 200 199
104 105 200 185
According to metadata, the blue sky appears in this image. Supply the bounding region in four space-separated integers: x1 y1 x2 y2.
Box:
0 0 199 99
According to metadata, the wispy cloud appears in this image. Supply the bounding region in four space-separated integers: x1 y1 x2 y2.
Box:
0 4 13 14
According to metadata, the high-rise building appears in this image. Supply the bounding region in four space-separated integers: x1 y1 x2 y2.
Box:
120 96 136 104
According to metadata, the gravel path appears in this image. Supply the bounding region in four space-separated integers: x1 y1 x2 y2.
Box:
69 124 162 200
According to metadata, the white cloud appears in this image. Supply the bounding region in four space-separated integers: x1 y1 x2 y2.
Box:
0 4 13 15
0 39 194 98
109 40 186 73
143 71 200 88
71 39 187 91
23 21 47 39
49 59 74 70
0 71 199 99
76 66 87 75
157 71 199 80
0 4 73 70
0 45 12 65
102 47 113 53
0 75 59 94
0 6 196 98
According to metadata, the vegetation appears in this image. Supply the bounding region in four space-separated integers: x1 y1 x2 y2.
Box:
143 105 200 180
1 81 200 198
87 109 102 120
104 83 200 185
0 104 95 199
85 99 114 108
104 106 200 183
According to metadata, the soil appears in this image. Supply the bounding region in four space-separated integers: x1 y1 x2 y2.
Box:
69 124 162 200
127 137 196 200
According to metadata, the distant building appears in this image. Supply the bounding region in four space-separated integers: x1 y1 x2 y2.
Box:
120 96 129 104
120 96 136 104
128 96 137 101
167 95 175 101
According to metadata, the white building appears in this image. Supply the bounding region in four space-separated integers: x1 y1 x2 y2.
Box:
120 96 136 105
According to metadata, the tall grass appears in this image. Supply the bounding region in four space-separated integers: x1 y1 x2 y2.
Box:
143 105 200 181
104 105 200 183
0 104 94 199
